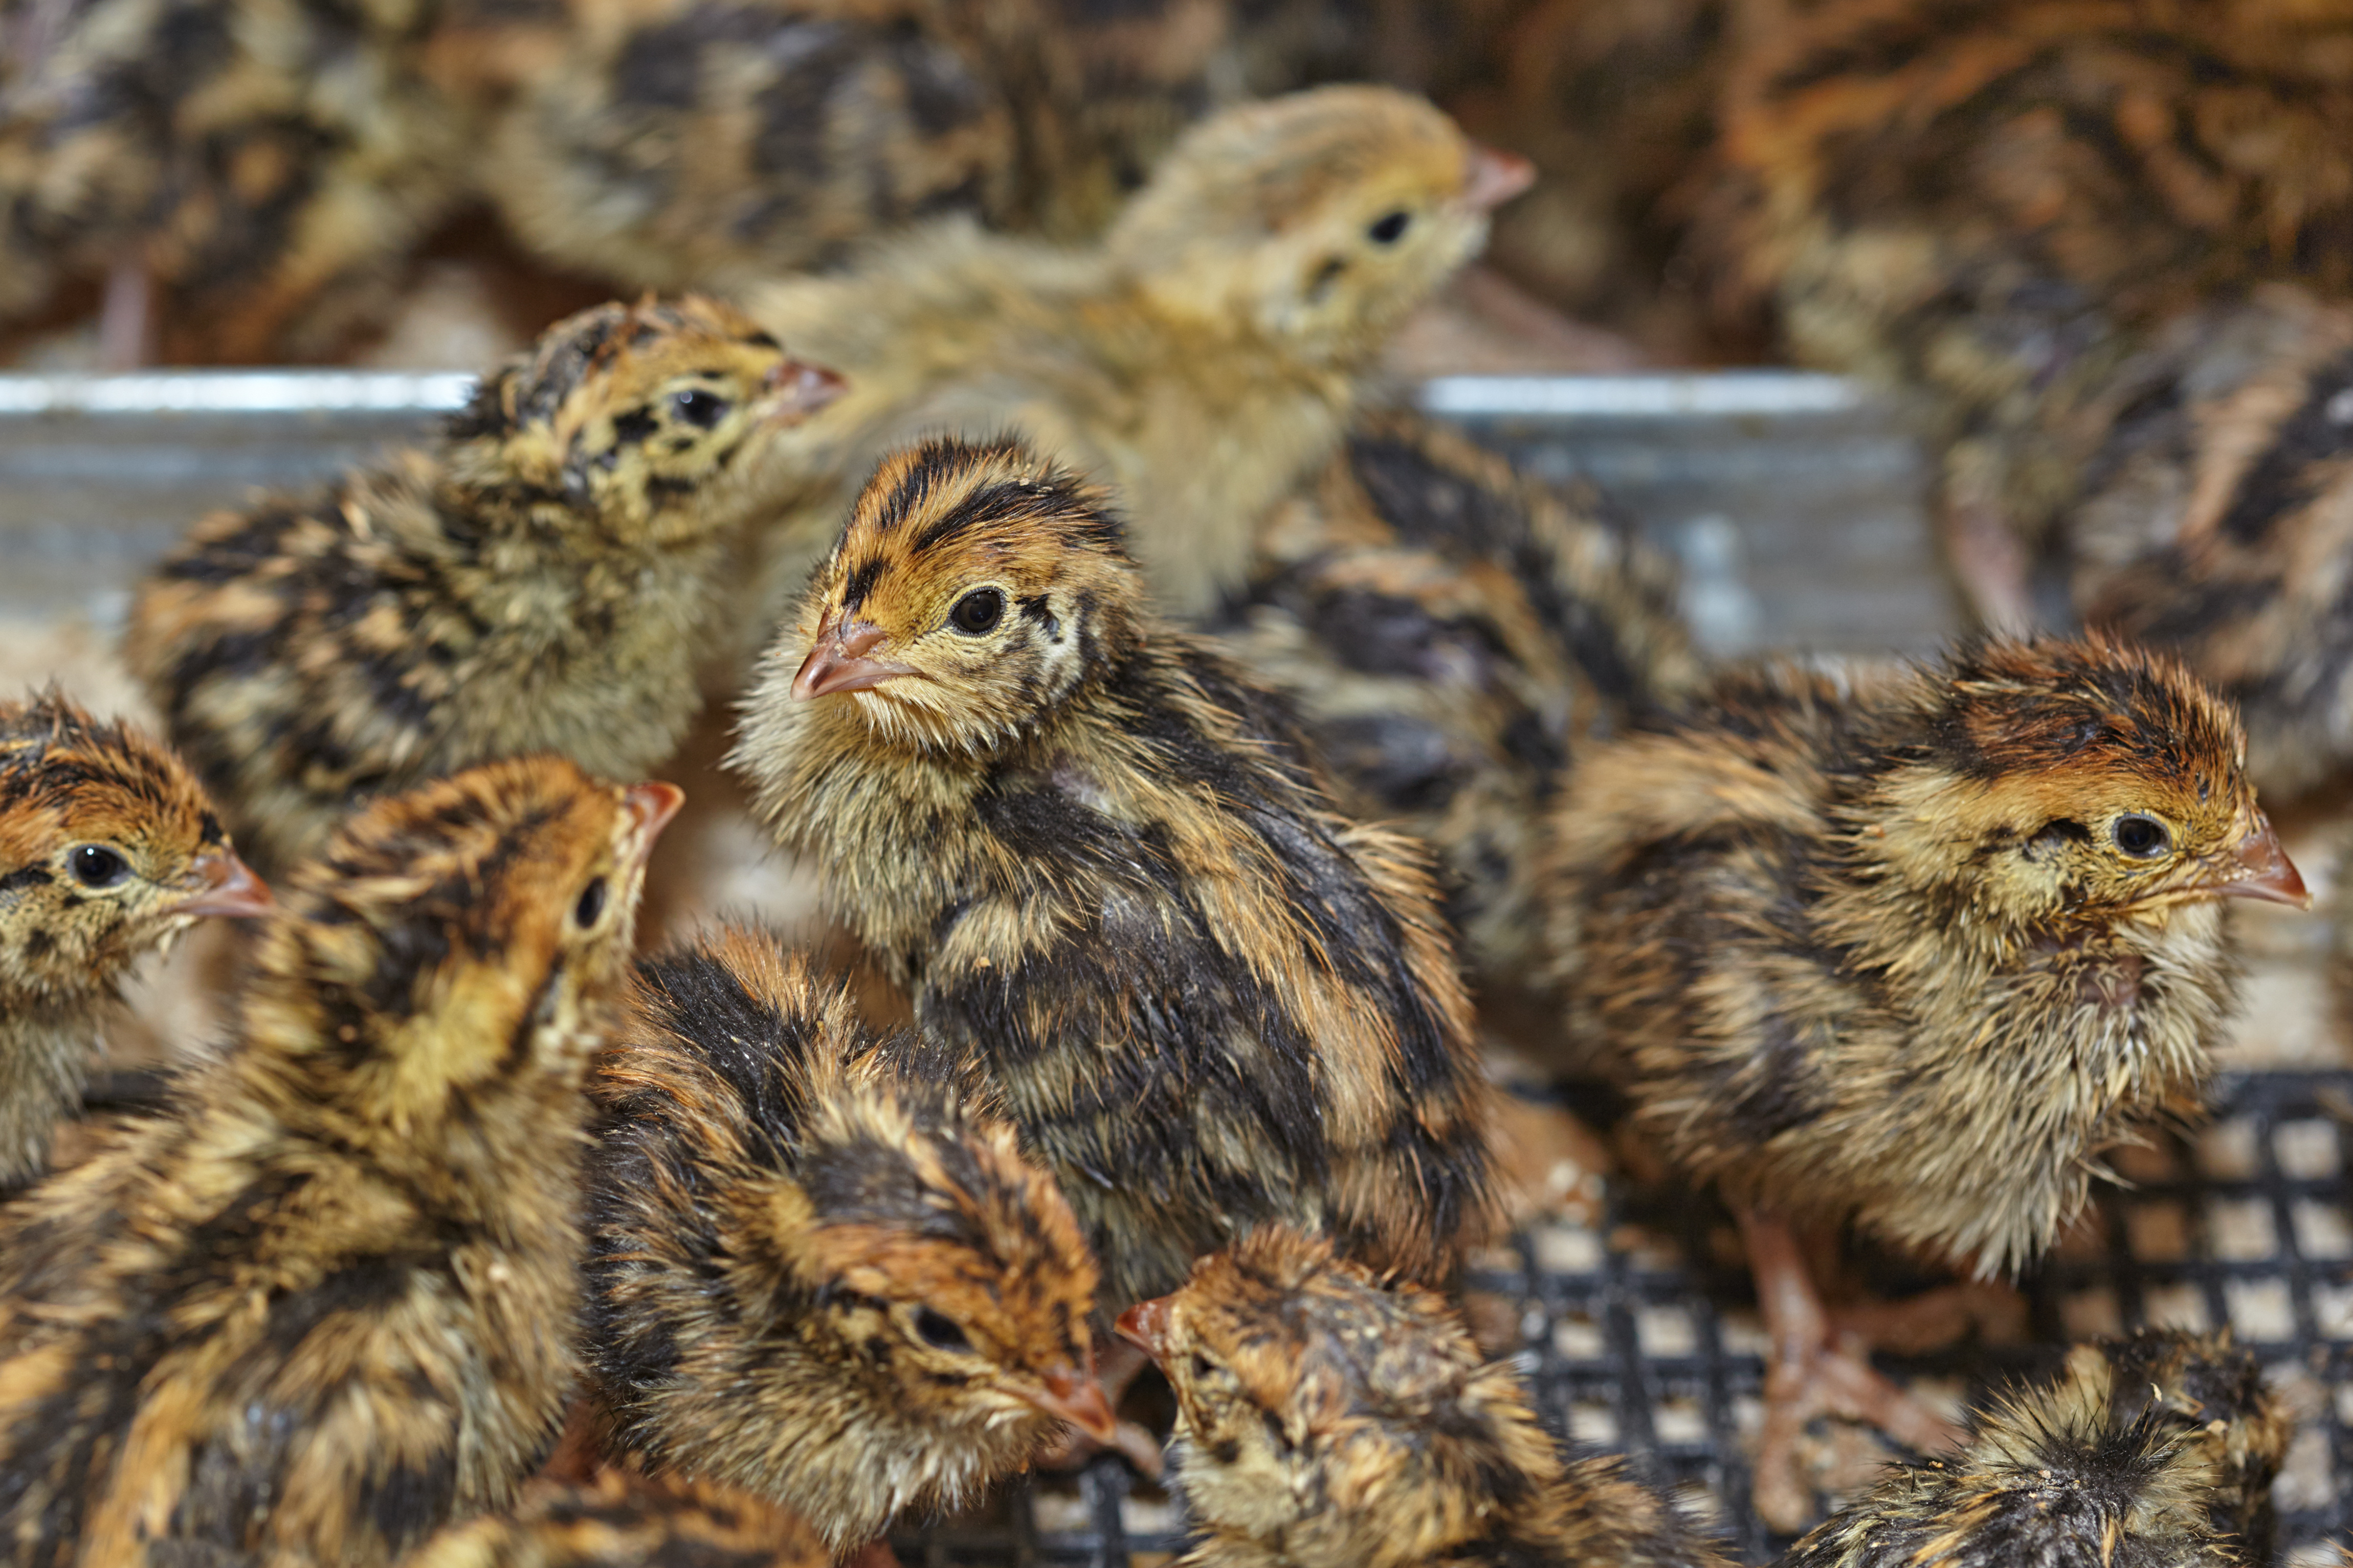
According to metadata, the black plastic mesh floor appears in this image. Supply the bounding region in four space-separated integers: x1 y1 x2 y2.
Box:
891 1069 2353 1566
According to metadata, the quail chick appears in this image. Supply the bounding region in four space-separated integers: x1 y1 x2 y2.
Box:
1118 1224 1732 1568
124 295 841 874
587 922 1116 1552
1207 408 1700 984
730 437 1494 1316
1784 1330 2290 1567
740 84 1532 619
0 689 270 1187
406 1466 826 1568
0 755 680 1567
1541 633 2306 1530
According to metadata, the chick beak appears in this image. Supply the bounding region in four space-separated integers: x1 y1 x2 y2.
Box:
1460 144 1535 212
790 619 907 701
622 781 687 861
764 359 846 421
2210 814 2311 908
1115 1297 1174 1368
172 851 273 919
1030 1361 1119 1443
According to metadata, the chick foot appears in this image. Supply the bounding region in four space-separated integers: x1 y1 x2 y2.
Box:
1741 1209 1967 1534
1033 1337 1166 1479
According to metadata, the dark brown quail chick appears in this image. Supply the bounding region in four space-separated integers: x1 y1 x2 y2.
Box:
1542 633 2305 1529
1783 1330 2290 1568
406 1465 827 1568
729 437 1495 1316
124 294 841 873
586 923 1115 1553
0 689 269 1188
1118 1224 1734 1568
0 756 680 1567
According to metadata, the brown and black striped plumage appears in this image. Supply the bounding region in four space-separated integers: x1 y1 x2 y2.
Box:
0 757 678 1568
406 1466 827 1568
1783 1330 2290 1568
730 437 1494 1315
1121 1225 1733 1568
124 295 840 874
586 924 1111 1552
0 690 268 1187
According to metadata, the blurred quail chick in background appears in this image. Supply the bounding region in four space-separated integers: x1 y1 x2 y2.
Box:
588 924 1115 1553
1542 633 2306 1529
124 295 841 873
730 438 1494 1316
741 84 1532 620
0 757 680 1567
1783 1330 2289 1568
1119 1225 1733 1568
1207 409 1699 984
406 1465 826 1568
0 690 270 1186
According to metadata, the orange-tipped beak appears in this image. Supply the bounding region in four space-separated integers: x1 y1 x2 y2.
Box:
1462 144 1535 212
1115 1297 1173 1367
765 359 846 420
2213 814 2311 908
174 851 273 919
790 619 909 701
1031 1360 1119 1443
623 781 687 860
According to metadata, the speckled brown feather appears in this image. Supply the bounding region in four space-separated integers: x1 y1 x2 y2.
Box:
405 1466 826 1568
586 923 1103 1550
124 295 839 874
1784 1330 2289 1567
1543 634 2283 1276
0 756 671 1568
1136 1226 1732 1568
731 437 1493 1314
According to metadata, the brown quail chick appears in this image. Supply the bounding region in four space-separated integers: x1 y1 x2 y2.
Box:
124 295 841 875
1117 1225 1733 1568
1541 633 2306 1530
1783 1330 2290 1568
729 437 1495 1317
407 1466 827 1568
0 756 680 1568
1205 408 1700 984
0 689 270 1188
586 922 1116 1553
740 84 1532 620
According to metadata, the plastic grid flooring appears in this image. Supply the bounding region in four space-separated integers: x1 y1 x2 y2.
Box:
892 1070 2353 1565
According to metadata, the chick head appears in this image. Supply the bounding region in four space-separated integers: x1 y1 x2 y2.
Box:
758 437 1142 755
448 295 844 545
1107 85 1532 365
0 690 270 1008
1855 633 2307 929
248 756 680 1121
1121 1226 1554 1568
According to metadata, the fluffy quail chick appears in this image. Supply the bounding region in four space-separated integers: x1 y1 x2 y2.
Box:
741 84 1531 619
0 757 680 1568
407 1466 826 1568
730 438 1494 1314
0 690 270 1186
1785 1330 2289 1567
588 924 1115 1553
1542 633 2306 1530
1119 1225 1732 1568
125 295 841 874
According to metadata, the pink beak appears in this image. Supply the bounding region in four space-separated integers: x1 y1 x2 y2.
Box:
2212 813 2311 908
765 359 846 421
1461 144 1535 212
622 782 686 860
1030 1357 1119 1443
174 851 273 919
1115 1297 1174 1367
790 619 909 701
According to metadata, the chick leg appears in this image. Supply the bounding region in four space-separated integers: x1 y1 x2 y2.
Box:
98 260 156 370
1741 1209 1968 1534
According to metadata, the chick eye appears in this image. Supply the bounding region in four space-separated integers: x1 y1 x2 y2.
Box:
69 845 130 889
914 1307 971 1352
948 588 1005 636
668 388 730 428
573 877 608 928
1366 210 1411 244
2113 815 2172 859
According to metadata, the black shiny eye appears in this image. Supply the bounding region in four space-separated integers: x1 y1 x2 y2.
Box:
573 877 607 928
69 845 129 889
914 1307 971 1352
669 388 729 428
949 588 1005 635
2113 815 2172 859
1366 209 1411 244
